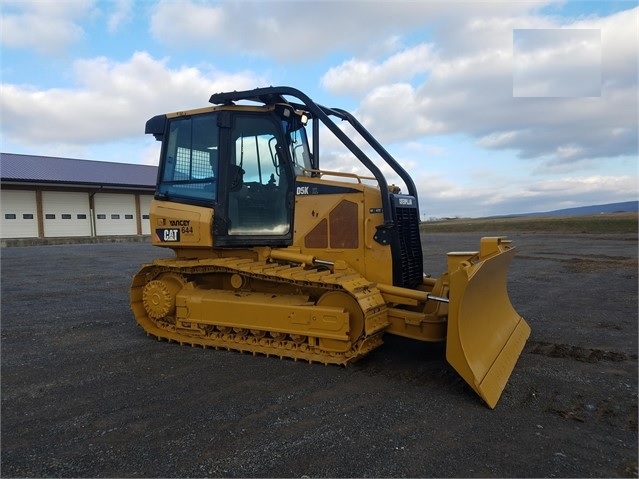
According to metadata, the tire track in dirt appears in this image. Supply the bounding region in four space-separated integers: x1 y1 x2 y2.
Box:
525 340 637 363
517 253 637 273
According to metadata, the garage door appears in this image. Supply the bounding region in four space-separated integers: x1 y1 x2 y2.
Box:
139 195 153 235
1 190 38 238
42 191 92 237
94 193 137 236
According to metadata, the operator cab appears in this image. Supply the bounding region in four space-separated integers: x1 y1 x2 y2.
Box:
146 104 312 247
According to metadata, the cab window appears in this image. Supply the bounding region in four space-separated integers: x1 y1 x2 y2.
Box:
157 113 219 202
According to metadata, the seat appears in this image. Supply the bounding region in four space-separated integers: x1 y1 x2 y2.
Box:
228 165 245 192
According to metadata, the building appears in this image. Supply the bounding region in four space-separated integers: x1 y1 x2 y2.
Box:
1 153 157 244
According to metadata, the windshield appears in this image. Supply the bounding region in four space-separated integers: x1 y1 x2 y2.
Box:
284 119 312 175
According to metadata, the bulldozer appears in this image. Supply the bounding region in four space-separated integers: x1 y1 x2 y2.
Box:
130 86 530 408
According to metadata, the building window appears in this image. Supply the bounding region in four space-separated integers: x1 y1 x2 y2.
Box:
61 214 72 219
45 214 55 219
125 214 134 219
4 213 16 219
23 214 34 220
97 214 106 219
111 214 120 219
142 214 150 219
77 214 87 219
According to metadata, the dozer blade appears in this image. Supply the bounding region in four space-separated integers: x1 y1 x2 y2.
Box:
445 238 531 408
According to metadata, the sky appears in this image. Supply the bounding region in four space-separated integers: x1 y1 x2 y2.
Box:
1 0 637 219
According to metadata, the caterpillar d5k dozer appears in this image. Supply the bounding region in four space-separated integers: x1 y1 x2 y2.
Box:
131 86 530 408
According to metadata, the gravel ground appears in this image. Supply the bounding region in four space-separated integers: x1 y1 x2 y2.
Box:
1 233 637 478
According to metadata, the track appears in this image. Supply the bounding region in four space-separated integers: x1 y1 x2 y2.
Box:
130 256 390 365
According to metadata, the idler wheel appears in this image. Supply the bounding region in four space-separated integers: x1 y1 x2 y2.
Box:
316 291 364 352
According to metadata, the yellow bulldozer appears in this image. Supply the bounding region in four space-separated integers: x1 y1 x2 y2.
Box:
130 86 530 408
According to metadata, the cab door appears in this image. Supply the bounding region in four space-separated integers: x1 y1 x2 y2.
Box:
214 112 294 247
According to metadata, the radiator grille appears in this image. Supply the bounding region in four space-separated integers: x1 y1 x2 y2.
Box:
393 204 423 288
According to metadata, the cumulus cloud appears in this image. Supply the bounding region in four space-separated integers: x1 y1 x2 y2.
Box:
150 1 226 44
321 44 435 96
413 172 637 218
341 7 638 163
1 0 636 216
353 83 447 141
7 0 633 166
0 0 96 54
107 0 134 33
0 52 265 145
2 0 142 52
148 1 543 62
513 28 602 97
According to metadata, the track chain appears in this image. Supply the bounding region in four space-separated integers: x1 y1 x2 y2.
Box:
131 256 389 365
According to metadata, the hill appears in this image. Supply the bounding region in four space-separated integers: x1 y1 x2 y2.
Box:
420 211 637 234
516 201 638 217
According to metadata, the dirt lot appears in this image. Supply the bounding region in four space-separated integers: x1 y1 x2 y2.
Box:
1 233 637 478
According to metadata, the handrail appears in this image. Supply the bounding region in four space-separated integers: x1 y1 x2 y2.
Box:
209 86 414 229
299 168 377 183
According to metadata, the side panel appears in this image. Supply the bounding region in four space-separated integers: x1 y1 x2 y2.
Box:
150 199 213 248
362 184 394 285
292 177 393 285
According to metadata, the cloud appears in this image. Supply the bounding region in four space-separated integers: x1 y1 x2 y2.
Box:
1 0 636 217
0 0 96 54
531 175 636 196
414 173 637 218
148 1 545 62
0 52 265 146
1 0 140 53
107 0 134 33
322 44 435 96
149 1 226 45
346 7 638 163
7 1 633 165
354 83 447 141
513 28 602 97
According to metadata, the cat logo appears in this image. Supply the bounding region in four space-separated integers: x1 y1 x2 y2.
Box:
156 228 180 242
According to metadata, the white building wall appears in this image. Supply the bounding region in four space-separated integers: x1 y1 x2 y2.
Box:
42 191 92 237
0 190 39 238
139 195 153 235
94 192 137 236
1 187 153 240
